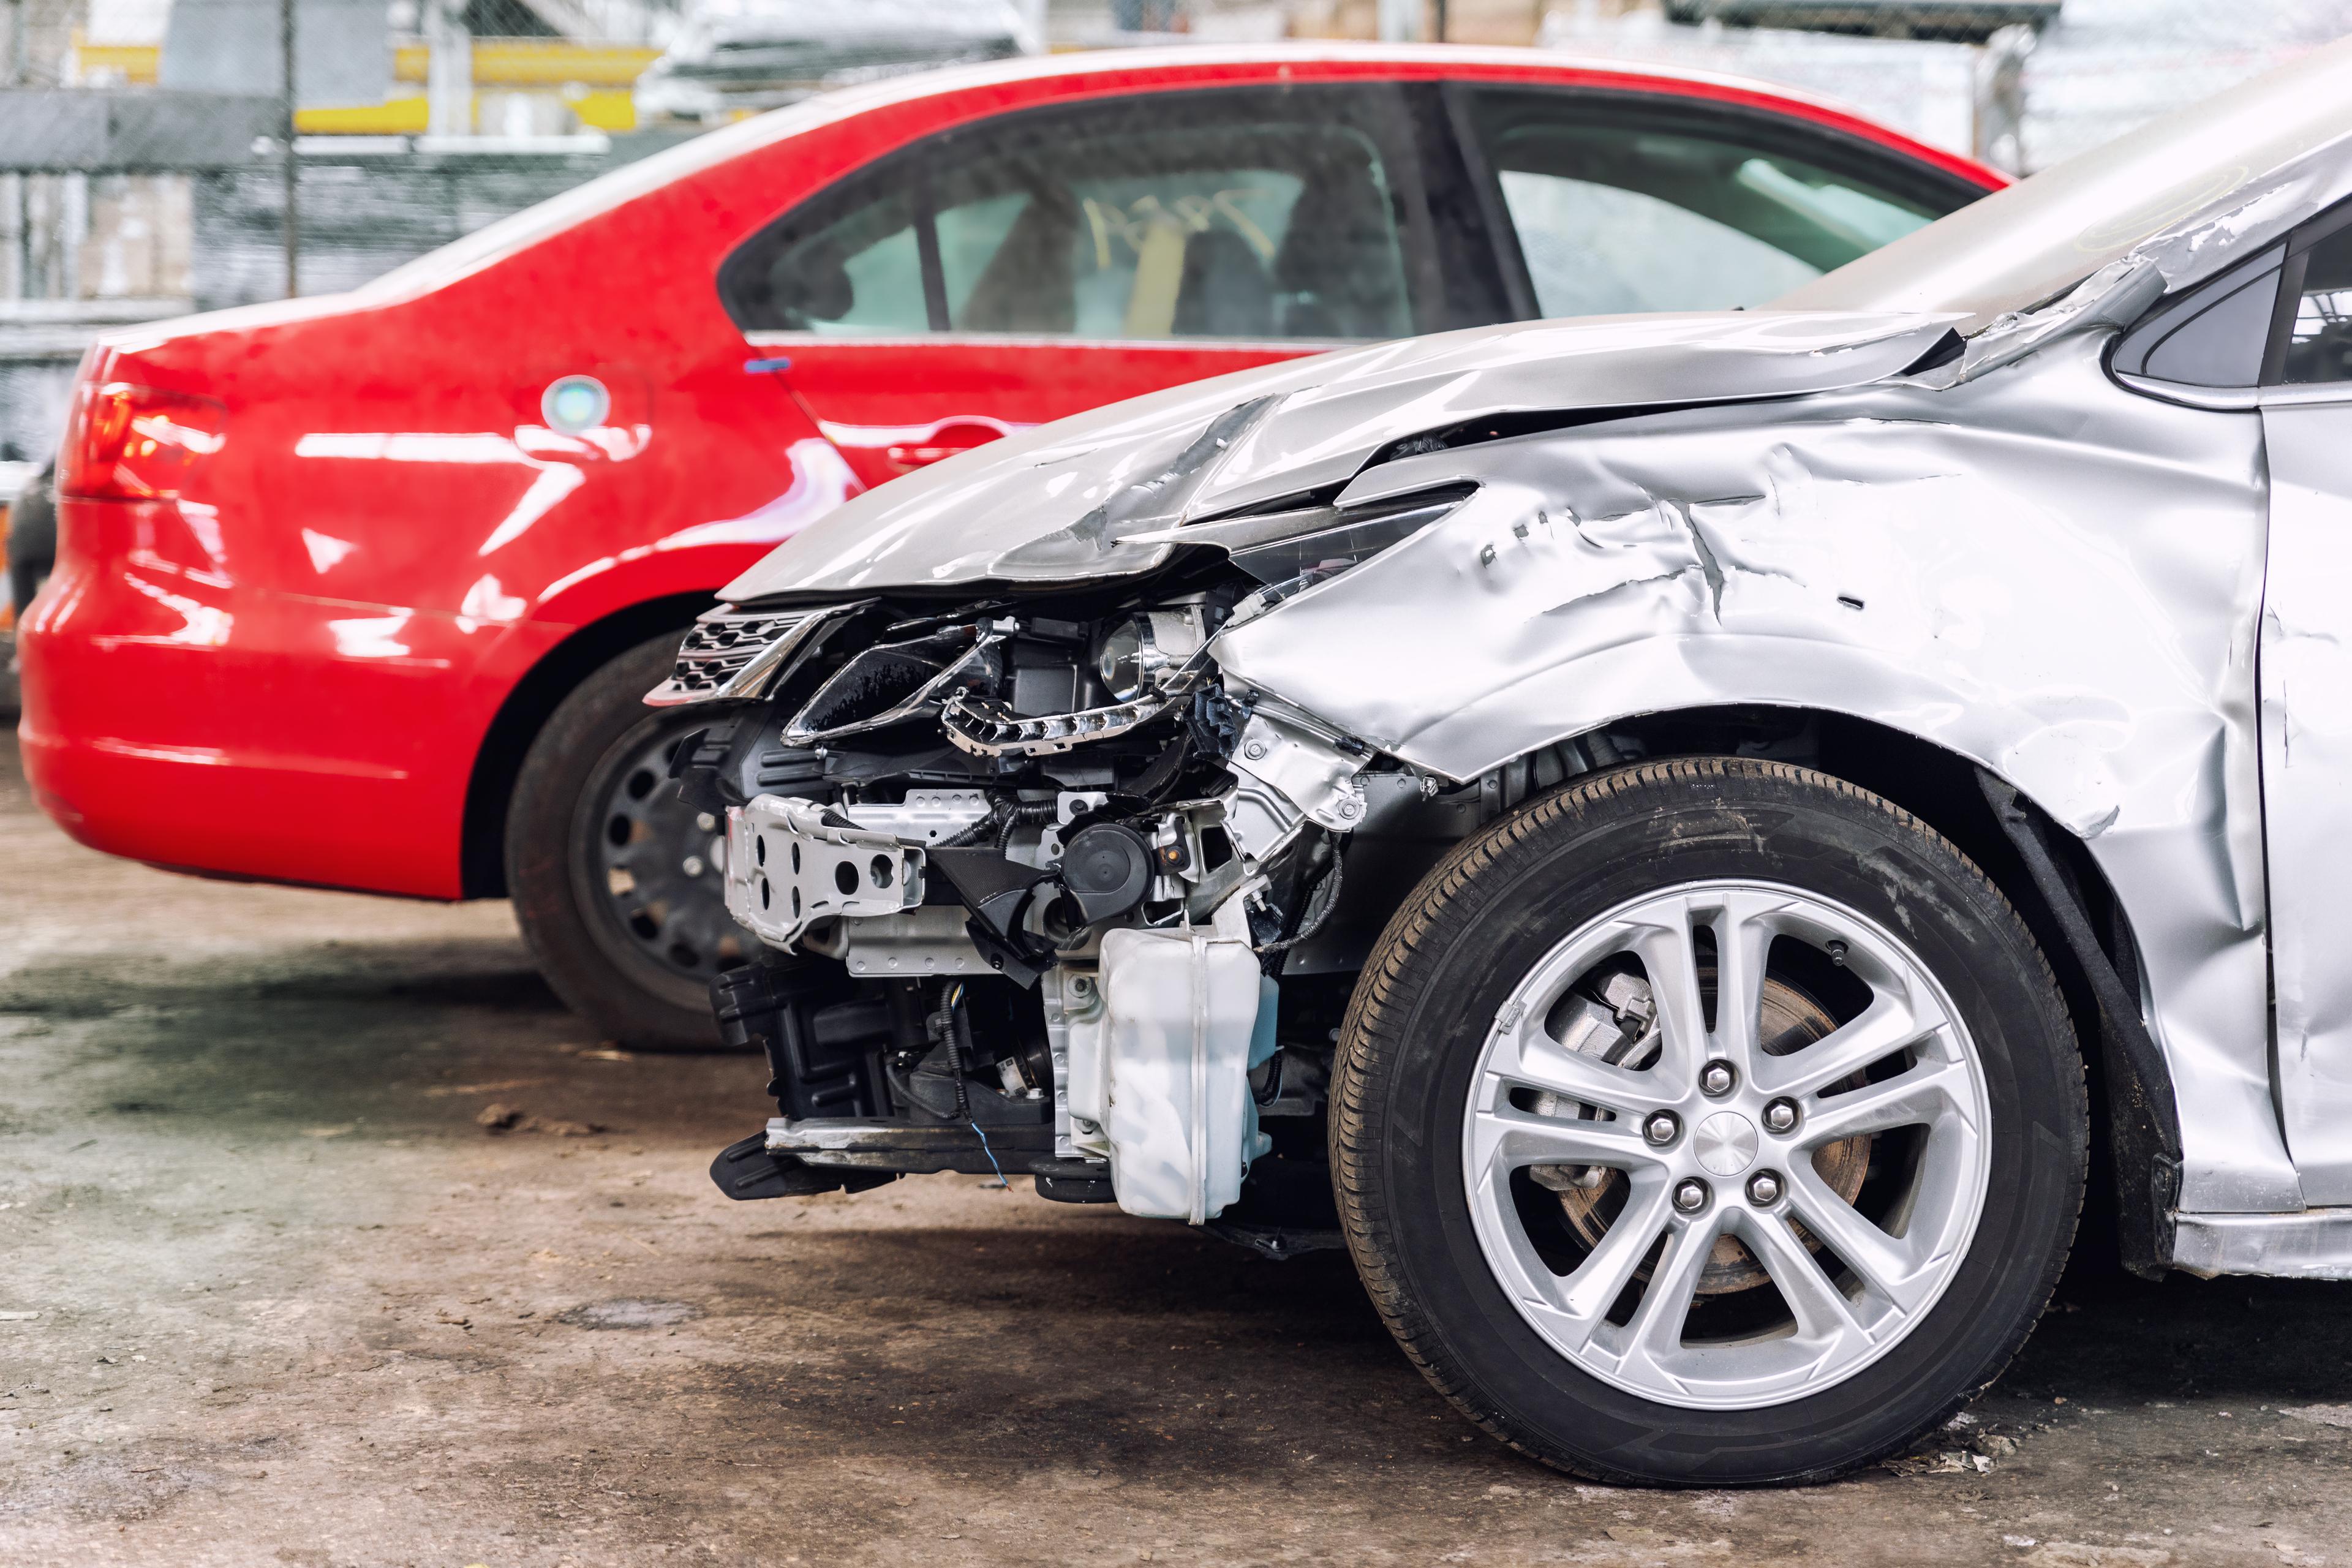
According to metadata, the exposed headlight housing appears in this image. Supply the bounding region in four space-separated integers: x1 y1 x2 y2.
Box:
1093 616 1161 703
1093 605 1214 702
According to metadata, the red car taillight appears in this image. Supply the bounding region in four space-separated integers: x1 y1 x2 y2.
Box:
58 381 227 501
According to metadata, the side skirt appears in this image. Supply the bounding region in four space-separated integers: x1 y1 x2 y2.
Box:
2173 1210 2352 1279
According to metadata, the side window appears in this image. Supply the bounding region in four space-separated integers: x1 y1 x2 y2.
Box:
2278 222 2352 385
1456 88 1959 318
750 184 932 337
720 92 1417 342
2111 244 2282 391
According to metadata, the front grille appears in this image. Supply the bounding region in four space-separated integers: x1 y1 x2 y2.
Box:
649 607 813 704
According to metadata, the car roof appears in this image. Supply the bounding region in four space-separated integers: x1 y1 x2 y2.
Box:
364 42 1994 305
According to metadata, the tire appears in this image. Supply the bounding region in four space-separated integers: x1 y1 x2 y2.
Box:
507 632 750 1050
1331 758 2085 1486
7 466 55 618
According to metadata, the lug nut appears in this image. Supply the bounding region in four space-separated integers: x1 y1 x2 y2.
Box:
1746 1170 1783 1205
1673 1178 1709 1213
1700 1060 1736 1096
1762 1098 1799 1134
1643 1111 1681 1147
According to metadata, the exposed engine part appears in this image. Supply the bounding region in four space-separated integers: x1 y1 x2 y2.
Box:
1226 706 1370 832
995 799 1061 853
685 582 1403 1229
1253 842 1344 957
1093 600 1215 700
1061 899 1279 1223
839 788 993 844
723 795 926 949
805 905 989 979
922 848 1059 986
1058 821 1154 924
712 960 894 1121
940 666 1204 758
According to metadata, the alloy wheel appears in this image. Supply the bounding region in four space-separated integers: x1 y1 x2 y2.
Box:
1460 880 1991 1411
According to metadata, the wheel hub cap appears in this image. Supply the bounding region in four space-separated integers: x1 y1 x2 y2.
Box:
1694 1111 1759 1176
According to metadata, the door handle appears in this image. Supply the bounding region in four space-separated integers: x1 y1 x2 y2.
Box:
885 420 1007 473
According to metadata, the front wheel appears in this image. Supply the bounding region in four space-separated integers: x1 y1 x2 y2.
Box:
1332 758 2086 1485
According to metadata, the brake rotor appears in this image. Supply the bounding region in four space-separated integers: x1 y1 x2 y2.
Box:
1548 974 1871 1297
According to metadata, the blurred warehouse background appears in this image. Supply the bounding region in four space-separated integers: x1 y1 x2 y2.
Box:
0 0 2346 472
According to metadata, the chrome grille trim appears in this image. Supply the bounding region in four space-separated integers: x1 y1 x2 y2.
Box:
644 601 872 709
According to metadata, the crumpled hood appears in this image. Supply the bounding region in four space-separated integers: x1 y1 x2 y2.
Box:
721 309 1961 601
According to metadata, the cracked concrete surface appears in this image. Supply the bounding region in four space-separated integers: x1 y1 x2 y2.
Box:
1 729 2348 1566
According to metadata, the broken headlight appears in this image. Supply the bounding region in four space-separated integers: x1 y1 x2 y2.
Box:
1091 605 1211 702
1093 616 1159 702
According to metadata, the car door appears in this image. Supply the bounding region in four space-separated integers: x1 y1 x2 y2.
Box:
2247 206 2352 1204
717 82 1469 493
1441 81 1985 318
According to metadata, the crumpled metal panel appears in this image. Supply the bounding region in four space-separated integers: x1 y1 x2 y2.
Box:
717 312 1958 600
2173 1211 2352 1281
1215 333 2293 1213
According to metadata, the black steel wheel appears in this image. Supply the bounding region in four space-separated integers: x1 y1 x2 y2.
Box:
507 632 748 1049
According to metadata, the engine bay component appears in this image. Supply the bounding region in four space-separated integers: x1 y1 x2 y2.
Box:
1226 707 1370 832
782 622 1005 744
724 795 925 949
813 905 990 979
710 1133 897 1200
832 788 992 845
1093 603 1213 700
1063 920 1279 1223
1058 822 1154 924
939 669 1202 758
922 846 1060 984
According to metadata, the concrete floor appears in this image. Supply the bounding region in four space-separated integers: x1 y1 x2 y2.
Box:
3 729 2351 1567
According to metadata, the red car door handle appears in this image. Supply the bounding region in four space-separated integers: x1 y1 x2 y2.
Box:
886 420 1006 472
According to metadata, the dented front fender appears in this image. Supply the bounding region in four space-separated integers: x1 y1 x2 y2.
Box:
1215 333 2288 1212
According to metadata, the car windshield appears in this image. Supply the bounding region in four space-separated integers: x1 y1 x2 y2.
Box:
1779 36 2352 326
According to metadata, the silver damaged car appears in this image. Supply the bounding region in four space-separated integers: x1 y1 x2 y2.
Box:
652 40 2352 1483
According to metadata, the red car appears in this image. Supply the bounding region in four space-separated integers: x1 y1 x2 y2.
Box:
17 45 1999 1046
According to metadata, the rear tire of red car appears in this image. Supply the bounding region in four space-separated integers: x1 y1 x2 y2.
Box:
507 633 750 1050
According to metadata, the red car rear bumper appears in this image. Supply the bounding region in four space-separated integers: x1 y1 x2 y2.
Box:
19 499 565 899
